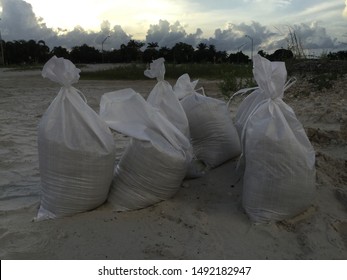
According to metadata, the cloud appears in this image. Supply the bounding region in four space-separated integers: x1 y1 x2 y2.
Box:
0 0 55 41
145 20 203 48
0 0 344 54
0 0 132 50
293 22 338 50
344 0 347 18
47 23 133 51
207 21 277 53
266 22 339 53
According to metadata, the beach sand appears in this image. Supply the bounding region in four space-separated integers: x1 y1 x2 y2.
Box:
0 65 346 259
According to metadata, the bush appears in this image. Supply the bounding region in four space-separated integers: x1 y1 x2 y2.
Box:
80 63 254 83
308 72 338 91
218 71 256 99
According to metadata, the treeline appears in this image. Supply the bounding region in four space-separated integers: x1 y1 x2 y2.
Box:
0 39 248 65
1 39 347 66
325 51 347 60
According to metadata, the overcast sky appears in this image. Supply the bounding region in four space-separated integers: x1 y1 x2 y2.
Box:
0 0 346 55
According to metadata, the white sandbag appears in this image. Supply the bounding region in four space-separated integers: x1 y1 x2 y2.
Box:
173 73 199 100
233 76 295 138
145 59 204 178
239 54 316 223
37 56 115 220
109 138 188 211
174 74 241 168
234 88 267 137
100 89 191 211
145 58 190 138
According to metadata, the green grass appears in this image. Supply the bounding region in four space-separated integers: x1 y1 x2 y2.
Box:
3 65 43 71
80 63 253 81
0 63 88 72
80 64 147 80
308 72 339 91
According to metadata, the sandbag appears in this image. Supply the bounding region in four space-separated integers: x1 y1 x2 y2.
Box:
234 88 267 138
145 57 190 139
239 54 316 223
173 73 199 100
37 56 115 220
146 59 204 178
100 88 191 211
174 74 241 168
109 138 188 211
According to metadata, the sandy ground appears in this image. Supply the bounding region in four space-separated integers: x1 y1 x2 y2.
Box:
0 65 346 260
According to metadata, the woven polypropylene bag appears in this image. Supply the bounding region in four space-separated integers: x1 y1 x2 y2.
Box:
37 56 115 220
100 88 191 211
239 55 316 223
108 138 188 211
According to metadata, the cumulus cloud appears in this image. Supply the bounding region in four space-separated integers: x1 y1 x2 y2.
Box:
344 0 347 18
266 22 339 53
297 22 337 50
145 20 203 48
0 0 55 41
145 20 281 53
0 0 132 50
0 0 344 54
207 21 277 53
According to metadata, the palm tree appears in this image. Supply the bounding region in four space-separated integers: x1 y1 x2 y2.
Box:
51 46 70 59
197 43 207 51
172 42 194 63
143 42 159 63
147 42 159 49
120 40 145 62
37 40 50 63
194 43 208 62
208 44 217 63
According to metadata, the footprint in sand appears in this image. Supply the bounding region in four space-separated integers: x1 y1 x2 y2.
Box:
337 222 347 249
333 189 347 249
0 231 48 259
335 189 347 211
0 228 8 238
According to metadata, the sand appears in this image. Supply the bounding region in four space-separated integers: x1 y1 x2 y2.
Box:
0 65 346 260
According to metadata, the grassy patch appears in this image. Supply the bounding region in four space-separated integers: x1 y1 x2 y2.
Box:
80 64 145 80
218 71 256 99
3 65 43 72
308 72 339 91
80 63 253 81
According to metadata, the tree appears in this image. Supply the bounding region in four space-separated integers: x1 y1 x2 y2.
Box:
26 40 37 63
120 40 145 62
142 42 159 63
327 50 347 60
2 39 51 64
37 40 50 63
257 50 268 58
147 42 159 48
208 44 217 62
215 50 228 63
109 49 123 63
172 42 194 63
70 44 101 63
3 41 16 64
194 43 208 63
228 51 249 64
51 46 70 59
158 46 173 62
268 49 294 61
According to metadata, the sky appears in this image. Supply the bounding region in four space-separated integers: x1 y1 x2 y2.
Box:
0 0 347 55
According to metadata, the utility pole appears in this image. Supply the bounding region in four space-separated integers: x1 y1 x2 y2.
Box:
101 35 110 63
236 42 247 52
0 18 4 65
245 35 254 62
